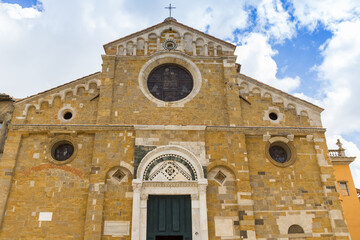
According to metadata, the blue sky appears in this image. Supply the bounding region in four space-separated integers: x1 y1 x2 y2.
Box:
1 0 360 186
273 27 332 97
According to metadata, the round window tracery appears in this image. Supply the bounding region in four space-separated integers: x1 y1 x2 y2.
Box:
48 136 77 165
269 145 288 163
52 141 74 161
265 138 296 167
163 39 177 50
147 64 193 102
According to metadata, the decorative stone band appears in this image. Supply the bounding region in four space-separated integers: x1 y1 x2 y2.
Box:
8 124 326 134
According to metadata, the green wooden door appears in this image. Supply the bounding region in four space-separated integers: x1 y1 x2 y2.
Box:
147 195 192 240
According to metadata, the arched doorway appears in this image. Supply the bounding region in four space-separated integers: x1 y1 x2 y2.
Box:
131 145 208 240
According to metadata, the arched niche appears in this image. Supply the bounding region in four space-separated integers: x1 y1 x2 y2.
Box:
208 42 215 56
117 45 125 55
126 41 134 56
136 38 145 55
183 32 193 53
131 145 208 240
196 38 205 55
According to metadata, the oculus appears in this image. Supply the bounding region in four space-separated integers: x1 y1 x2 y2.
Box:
147 64 193 102
58 107 75 122
265 138 296 167
269 145 288 163
63 111 73 120
163 39 178 50
51 141 74 161
269 112 278 121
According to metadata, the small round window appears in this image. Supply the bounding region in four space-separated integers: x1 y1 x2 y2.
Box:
63 111 73 120
266 140 296 167
163 39 177 50
269 145 288 163
269 112 278 120
51 141 74 161
147 64 193 102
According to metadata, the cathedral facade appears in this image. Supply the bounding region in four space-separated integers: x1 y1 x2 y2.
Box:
0 18 351 240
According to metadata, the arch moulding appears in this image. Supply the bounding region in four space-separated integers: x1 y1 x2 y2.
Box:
131 145 208 240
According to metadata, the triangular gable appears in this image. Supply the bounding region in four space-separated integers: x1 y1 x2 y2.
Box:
103 18 236 55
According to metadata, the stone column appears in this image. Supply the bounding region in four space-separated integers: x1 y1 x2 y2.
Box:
204 44 208 56
192 41 197 56
214 47 217 56
198 179 208 240
131 179 142 240
157 36 161 51
144 41 148 55
139 193 148 240
179 35 184 51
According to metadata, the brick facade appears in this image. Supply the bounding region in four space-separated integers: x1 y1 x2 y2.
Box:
0 18 350 239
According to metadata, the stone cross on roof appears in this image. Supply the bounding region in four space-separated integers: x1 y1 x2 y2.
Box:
165 3 176 17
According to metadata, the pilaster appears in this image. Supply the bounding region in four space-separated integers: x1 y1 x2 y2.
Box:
312 133 351 239
0 131 22 229
222 56 243 126
97 55 116 124
131 179 142 240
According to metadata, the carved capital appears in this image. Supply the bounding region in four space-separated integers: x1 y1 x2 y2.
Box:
132 179 142 193
140 193 148 200
198 184 207 194
191 193 199 200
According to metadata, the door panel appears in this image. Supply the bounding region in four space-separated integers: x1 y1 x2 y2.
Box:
147 195 192 240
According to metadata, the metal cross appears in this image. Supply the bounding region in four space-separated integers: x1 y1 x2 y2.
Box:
165 3 176 17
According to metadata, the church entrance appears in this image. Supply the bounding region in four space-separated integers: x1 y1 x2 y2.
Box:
147 195 192 240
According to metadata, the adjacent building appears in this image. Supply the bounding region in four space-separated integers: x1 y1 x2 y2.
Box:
329 140 360 240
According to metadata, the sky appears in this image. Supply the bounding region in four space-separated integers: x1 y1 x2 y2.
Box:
1 0 360 186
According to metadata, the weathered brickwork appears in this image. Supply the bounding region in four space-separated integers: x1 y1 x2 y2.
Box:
0 18 350 240
0 95 14 156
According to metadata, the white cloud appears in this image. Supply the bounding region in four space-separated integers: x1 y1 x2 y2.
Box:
235 33 300 92
0 3 40 19
317 20 360 135
293 93 324 108
0 0 149 98
180 1 249 40
256 0 296 41
291 0 360 31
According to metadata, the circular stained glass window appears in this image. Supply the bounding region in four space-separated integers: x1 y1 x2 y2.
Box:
147 64 193 102
52 142 74 161
269 145 288 163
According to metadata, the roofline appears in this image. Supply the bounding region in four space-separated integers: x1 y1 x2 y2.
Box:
0 94 15 102
238 73 324 112
103 19 236 50
16 72 101 104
